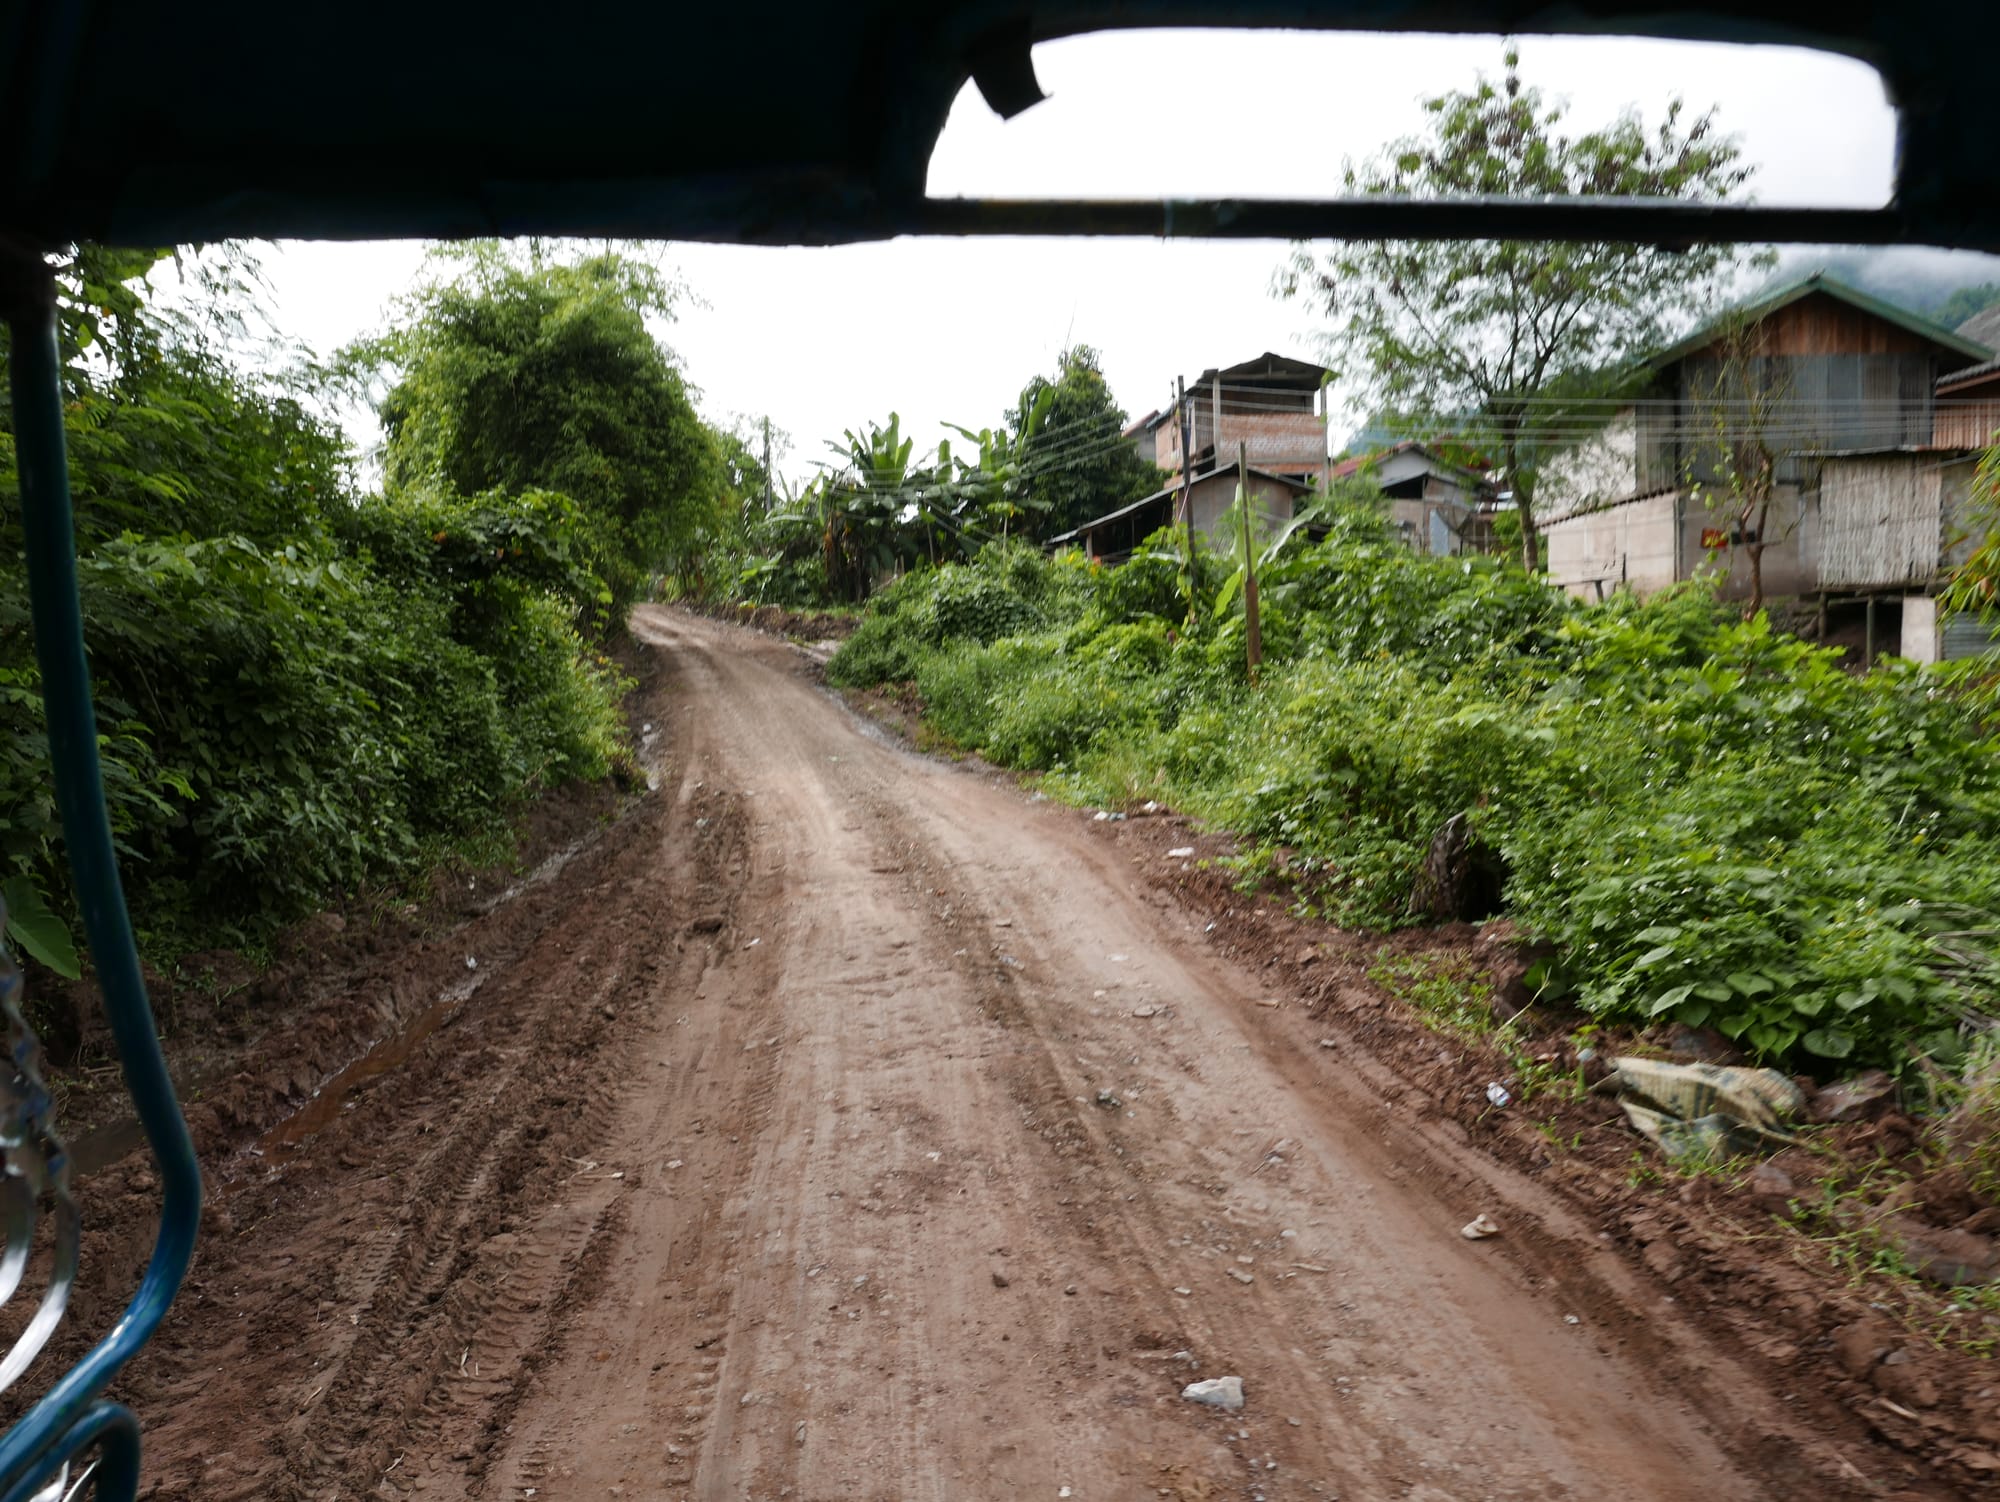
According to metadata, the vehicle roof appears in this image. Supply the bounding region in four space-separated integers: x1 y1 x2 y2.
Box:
2 3 1989 249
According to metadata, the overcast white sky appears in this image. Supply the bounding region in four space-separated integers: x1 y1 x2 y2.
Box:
247 29 1901 487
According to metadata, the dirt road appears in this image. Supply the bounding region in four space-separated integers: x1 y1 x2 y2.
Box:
118 608 1853 1499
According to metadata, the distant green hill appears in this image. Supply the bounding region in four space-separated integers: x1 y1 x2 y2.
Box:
1765 246 2000 333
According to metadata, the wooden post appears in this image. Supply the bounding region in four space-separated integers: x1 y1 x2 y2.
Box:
1864 595 1877 669
761 416 773 513
1178 376 1196 625
1239 441 1261 682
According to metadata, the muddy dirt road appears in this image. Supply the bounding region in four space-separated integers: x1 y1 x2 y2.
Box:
118 608 1862 1500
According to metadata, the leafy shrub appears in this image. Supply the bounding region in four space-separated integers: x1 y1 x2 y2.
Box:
917 635 1159 771
927 570 1044 644
829 547 1079 688
828 523 2000 1069
0 247 647 965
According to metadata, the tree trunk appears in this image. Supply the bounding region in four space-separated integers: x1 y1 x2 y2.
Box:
1507 435 1539 572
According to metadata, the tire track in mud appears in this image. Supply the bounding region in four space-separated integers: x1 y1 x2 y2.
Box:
122 649 761 1502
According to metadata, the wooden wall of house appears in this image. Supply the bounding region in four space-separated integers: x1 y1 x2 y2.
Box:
1934 399 2000 447
1550 294 1978 507
1935 371 2000 446
1747 294 1946 358
1649 294 1970 488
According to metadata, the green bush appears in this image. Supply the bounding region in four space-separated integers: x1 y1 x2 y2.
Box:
827 526 2000 1070
828 546 1084 689
917 635 1159 771
0 246 649 966
8 525 631 945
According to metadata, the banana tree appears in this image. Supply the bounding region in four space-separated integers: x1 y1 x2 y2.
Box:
1211 485 1324 620
946 382 1055 541
811 414 923 600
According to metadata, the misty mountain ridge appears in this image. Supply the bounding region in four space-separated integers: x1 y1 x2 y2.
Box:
1765 245 2000 332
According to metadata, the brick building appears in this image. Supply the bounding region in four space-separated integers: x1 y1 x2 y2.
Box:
1151 352 1332 484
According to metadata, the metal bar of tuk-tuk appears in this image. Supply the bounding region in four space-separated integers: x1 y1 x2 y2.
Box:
0 243 201 1502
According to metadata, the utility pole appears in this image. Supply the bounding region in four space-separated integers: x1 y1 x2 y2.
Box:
1177 376 1196 625
1238 440 1261 682
761 416 773 514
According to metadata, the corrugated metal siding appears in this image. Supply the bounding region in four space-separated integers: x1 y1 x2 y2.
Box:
1637 399 1675 493
1944 614 2000 660
1818 457 1944 588
1673 354 1940 471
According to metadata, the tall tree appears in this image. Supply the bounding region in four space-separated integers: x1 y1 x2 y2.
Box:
1276 46 1755 569
1008 345 1161 539
352 242 724 611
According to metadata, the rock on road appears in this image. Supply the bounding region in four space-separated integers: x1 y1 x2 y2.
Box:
130 607 1810 1501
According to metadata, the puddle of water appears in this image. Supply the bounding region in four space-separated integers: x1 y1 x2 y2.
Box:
255 971 486 1162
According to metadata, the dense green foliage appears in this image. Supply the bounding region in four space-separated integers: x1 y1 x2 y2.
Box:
1276 45 1756 570
1 245 647 967
1945 444 2000 628
350 243 728 616
830 521 2000 1071
720 346 1160 608
1006 345 1162 539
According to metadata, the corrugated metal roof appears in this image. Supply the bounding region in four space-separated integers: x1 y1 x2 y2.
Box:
1328 441 1482 484
1801 444 1982 458
1957 306 2000 353
1541 485 1682 521
1197 352 1332 387
1937 357 2000 390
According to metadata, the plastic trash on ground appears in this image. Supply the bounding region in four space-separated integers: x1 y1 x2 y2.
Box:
1603 1056 1804 1160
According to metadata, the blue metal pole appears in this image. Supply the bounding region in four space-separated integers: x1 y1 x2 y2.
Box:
0 250 199 1499
0 1404 140 1502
